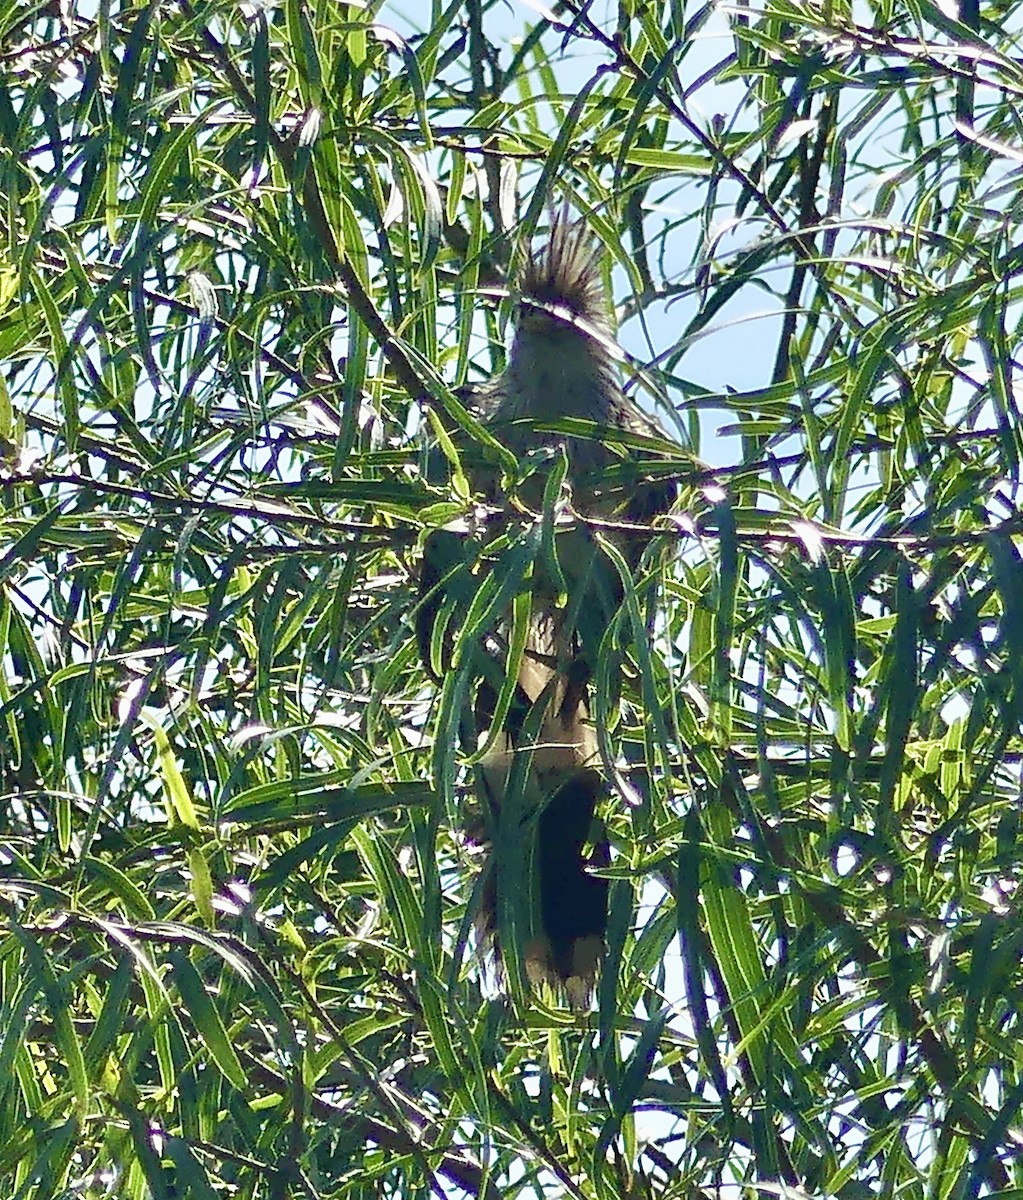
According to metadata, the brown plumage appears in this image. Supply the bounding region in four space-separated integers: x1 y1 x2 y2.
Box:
419 214 675 1005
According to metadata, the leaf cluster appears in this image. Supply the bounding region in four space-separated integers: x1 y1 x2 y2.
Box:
3 0 1023 1196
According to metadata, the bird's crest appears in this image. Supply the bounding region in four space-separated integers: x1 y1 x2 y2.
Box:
516 213 613 339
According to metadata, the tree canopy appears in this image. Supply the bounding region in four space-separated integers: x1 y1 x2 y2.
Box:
4 0 1023 1196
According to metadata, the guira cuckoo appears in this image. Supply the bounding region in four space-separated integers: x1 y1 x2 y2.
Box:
418 215 676 1005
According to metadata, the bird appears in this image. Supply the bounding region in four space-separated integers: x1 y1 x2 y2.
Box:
418 212 677 1006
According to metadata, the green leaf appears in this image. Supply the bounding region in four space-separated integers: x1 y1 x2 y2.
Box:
169 951 247 1092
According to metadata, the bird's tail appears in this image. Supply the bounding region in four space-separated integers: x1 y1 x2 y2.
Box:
477 568 610 1009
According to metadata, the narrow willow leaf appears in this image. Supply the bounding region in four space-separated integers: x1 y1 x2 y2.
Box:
169 951 247 1092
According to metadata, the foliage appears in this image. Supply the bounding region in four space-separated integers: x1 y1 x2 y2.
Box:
3 0 1023 1195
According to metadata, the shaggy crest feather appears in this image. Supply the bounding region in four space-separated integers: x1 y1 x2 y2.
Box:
515 215 613 338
